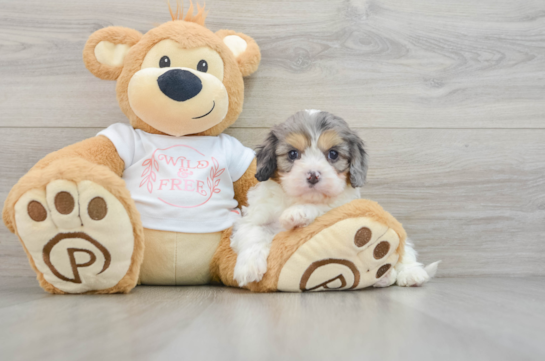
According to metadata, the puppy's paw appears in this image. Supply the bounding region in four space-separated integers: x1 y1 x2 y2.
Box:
396 267 430 287
280 208 313 230
234 250 268 287
373 268 397 288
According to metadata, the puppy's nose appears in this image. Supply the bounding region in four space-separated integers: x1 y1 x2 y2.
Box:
157 69 202 102
307 171 320 185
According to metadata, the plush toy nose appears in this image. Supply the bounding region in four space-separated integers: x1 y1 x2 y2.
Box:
157 69 202 102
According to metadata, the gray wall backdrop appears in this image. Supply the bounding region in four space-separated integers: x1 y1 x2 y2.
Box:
1 0 544 277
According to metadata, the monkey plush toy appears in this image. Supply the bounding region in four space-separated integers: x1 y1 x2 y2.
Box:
2 4 406 294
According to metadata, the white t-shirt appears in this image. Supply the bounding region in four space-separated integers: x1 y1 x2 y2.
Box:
98 123 255 233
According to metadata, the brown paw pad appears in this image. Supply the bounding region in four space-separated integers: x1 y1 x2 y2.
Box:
27 201 47 222
373 241 390 260
54 191 75 215
88 197 108 221
376 264 391 278
354 227 372 247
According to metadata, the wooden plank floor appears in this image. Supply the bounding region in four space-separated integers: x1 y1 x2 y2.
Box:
0 277 544 361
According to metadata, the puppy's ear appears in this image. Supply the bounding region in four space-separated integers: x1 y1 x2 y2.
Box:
216 30 261 77
348 133 368 188
83 26 142 81
255 131 278 182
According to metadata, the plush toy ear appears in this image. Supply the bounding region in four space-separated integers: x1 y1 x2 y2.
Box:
216 30 261 77
83 26 142 81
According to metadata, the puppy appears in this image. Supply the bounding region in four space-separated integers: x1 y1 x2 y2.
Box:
231 110 439 287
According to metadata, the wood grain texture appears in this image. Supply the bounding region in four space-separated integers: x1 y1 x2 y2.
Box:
1 127 544 277
1 277 544 361
0 0 544 128
1 2 544 359
1 0 544 278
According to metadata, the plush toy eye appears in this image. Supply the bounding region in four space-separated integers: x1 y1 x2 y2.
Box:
328 150 339 160
159 56 171 68
288 150 299 160
197 60 208 73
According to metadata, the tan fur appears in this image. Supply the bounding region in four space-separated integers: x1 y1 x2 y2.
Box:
114 21 249 137
317 130 343 151
215 30 261 77
209 228 238 286
3 15 262 294
4 10 407 294
140 228 221 285
210 199 406 292
232 158 258 208
270 170 283 184
34 136 124 175
168 1 208 24
286 133 310 151
83 19 260 137
3 158 145 294
83 27 143 81
2 136 124 233
209 159 260 286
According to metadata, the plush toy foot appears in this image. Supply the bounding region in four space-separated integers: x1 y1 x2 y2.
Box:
5 159 144 294
210 200 406 293
14 180 137 293
276 216 401 292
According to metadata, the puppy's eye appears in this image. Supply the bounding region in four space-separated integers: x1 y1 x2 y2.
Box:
197 60 208 73
159 56 171 68
288 150 299 160
328 150 339 160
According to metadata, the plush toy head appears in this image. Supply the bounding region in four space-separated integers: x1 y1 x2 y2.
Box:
83 3 260 137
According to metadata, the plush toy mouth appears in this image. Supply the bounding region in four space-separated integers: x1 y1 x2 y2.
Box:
128 67 229 136
192 101 215 119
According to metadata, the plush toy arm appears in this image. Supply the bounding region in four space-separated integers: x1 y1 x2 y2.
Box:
29 135 124 176
2 136 123 233
232 158 258 208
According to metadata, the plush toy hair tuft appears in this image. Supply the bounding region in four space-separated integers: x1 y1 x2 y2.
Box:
167 0 208 25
